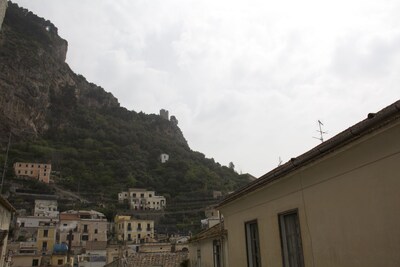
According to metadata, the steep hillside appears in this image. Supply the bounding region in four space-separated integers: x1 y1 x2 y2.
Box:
0 2 249 216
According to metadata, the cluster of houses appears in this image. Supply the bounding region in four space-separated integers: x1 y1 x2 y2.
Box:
2 99 400 267
0 196 189 267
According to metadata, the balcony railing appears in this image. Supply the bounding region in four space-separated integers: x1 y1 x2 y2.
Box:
137 228 142 232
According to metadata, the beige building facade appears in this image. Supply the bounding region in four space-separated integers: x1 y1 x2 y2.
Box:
218 100 400 267
114 215 154 244
59 210 107 250
13 162 51 183
189 223 226 267
0 196 15 267
118 188 166 210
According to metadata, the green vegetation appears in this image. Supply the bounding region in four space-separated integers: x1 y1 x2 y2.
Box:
6 88 249 206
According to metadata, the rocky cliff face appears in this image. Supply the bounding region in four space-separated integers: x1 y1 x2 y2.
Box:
0 2 119 141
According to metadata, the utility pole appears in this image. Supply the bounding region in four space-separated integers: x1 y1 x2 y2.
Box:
1 132 11 194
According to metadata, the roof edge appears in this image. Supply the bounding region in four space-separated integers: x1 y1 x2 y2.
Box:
217 100 400 208
0 195 16 212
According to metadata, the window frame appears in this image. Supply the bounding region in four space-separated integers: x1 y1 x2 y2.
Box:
213 239 222 267
244 219 261 267
278 209 305 267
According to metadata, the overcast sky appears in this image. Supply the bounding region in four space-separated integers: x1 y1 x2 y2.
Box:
13 0 400 177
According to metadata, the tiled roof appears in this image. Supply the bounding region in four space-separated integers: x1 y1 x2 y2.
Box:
218 100 400 208
189 223 226 242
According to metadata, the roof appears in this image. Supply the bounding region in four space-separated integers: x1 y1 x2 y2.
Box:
218 100 400 208
0 195 16 212
189 223 226 243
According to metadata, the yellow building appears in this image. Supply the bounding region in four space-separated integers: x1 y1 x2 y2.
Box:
36 221 56 255
114 215 154 244
217 100 400 267
8 242 42 267
13 162 51 183
51 253 73 267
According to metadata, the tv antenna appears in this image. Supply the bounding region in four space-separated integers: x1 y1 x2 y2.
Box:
313 120 327 143
278 157 283 166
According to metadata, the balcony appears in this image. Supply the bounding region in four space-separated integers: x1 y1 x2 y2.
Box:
137 227 142 232
146 227 152 232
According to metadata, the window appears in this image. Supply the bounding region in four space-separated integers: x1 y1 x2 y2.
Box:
279 210 304 267
32 259 39 266
140 193 144 197
18 170 21 174
197 249 201 267
82 235 89 241
94 229 98 234
83 224 88 233
149 194 152 197
245 220 261 267
213 240 221 267
67 234 74 241
57 259 63 265
42 241 47 250
43 230 48 237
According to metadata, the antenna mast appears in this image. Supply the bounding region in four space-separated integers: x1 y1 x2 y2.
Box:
313 120 327 143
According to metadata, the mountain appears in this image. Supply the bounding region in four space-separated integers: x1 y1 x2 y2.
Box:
0 2 250 229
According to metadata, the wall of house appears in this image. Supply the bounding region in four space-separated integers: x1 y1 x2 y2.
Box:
220 120 400 267
59 219 107 248
189 239 215 267
11 255 42 267
13 163 51 183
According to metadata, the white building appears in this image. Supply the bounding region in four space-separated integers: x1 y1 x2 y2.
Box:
160 153 169 163
118 188 166 210
34 200 58 218
17 216 58 228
